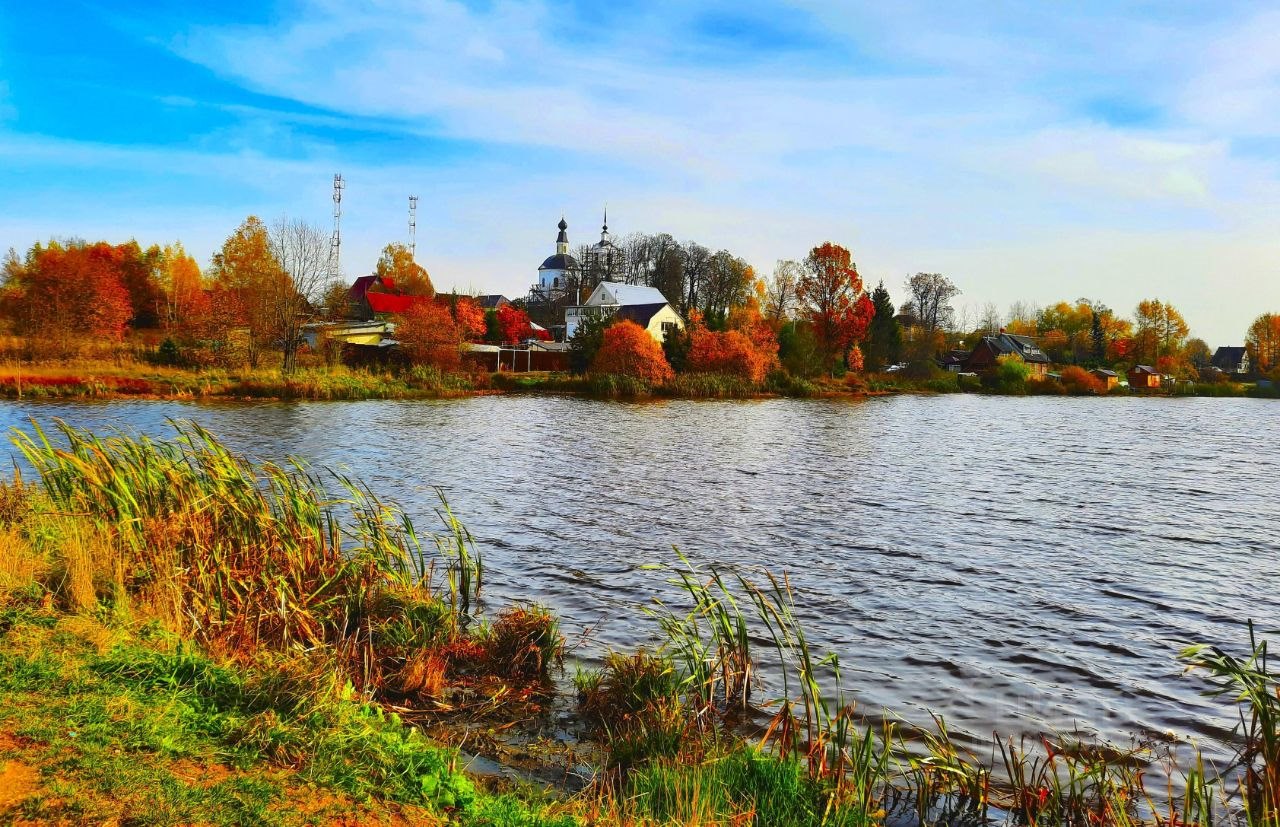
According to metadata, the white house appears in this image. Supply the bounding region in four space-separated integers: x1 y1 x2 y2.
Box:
564 282 685 343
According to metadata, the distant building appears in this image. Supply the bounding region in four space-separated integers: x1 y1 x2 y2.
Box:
940 349 970 372
1211 346 1250 374
963 332 1051 377
535 218 579 299
1090 368 1119 390
1128 365 1161 389
348 275 429 319
565 282 684 343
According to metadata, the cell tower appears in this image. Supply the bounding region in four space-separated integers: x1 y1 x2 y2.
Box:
330 173 345 278
408 195 418 261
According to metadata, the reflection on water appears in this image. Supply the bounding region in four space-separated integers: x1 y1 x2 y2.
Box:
2 394 1276 759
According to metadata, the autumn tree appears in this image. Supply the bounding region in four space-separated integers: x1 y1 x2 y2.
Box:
114 241 165 328
495 304 547 344
374 243 433 297
1184 337 1212 369
395 301 461 370
320 280 352 320
450 297 486 343
267 218 331 374
863 281 902 371
903 273 960 339
765 260 801 325
1246 313 1280 374
591 319 674 385
797 243 874 375
1133 299 1189 365
208 216 286 368
158 242 207 331
1 241 133 355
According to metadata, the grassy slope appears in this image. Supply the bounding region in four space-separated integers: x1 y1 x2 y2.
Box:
0 606 571 826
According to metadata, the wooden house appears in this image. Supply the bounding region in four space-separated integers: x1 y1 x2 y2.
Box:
1090 368 1119 390
1211 346 1250 375
963 333 1051 377
1128 365 1161 388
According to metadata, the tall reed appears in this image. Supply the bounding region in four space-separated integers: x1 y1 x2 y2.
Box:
10 419 467 692
1182 621 1280 827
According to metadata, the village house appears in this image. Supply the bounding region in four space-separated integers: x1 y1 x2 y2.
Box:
1090 368 1119 390
940 349 970 372
565 282 685 343
962 332 1051 377
1211 346 1250 375
1128 365 1161 388
348 275 431 319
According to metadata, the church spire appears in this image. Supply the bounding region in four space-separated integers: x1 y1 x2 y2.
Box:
556 216 569 255
600 206 610 243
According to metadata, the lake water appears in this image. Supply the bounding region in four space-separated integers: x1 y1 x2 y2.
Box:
2 394 1276 760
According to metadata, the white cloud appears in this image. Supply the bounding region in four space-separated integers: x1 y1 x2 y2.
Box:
5 1 1280 346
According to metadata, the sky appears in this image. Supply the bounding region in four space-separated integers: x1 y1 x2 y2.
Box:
1 1 1277 345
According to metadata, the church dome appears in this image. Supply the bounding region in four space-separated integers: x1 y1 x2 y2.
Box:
539 252 579 270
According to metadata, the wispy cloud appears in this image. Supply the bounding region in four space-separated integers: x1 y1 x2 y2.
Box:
0 0 1277 343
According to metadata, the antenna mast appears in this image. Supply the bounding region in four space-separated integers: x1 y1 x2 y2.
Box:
330 173 345 278
408 195 418 261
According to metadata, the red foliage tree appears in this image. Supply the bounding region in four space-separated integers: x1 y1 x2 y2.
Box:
797 242 874 375
496 304 547 344
591 320 674 385
395 301 462 370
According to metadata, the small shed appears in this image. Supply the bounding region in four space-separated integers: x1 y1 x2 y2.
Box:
1090 368 1119 390
1127 365 1160 389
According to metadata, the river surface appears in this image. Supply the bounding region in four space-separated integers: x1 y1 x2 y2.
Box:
1 395 1276 760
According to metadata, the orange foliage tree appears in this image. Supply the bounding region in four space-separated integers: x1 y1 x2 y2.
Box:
591 319 674 385
1246 313 1280 374
2 241 133 352
451 297 487 343
688 327 771 382
797 242 874 375
395 301 462 370
1059 365 1104 395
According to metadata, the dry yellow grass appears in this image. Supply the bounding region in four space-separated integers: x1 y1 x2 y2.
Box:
0 525 43 599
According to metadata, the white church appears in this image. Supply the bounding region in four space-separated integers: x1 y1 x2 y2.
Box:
532 215 684 343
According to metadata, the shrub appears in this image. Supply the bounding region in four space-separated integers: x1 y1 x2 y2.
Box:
394 301 462 371
1059 365 1104 395
591 320 674 385
988 353 1030 394
688 327 770 383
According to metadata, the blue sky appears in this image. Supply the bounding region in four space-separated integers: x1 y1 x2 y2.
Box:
1 1 1277 344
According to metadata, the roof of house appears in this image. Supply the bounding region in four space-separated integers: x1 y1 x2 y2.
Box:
476 294 509 309
941 349 970 365
614 303 668 328
367 291 429 315
1131 365 1158 374
1211 346 1247 368
349 274 396 300
596 282 670 306
1091 368 1118 377
976 333 1050 363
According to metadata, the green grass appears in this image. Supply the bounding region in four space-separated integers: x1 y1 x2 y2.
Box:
0 610 575 825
